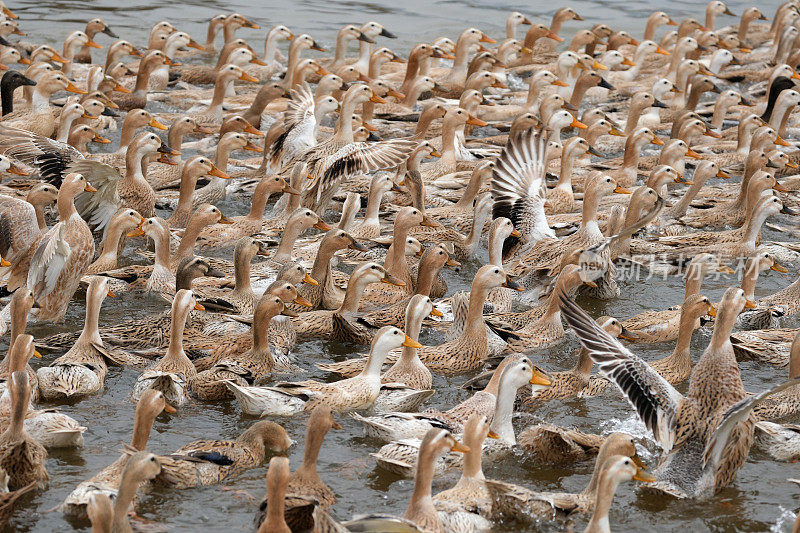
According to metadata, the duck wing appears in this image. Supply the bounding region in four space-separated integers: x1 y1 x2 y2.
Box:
0 125 83 187
559 292 683 451
27 222 71 298
68 159 122 233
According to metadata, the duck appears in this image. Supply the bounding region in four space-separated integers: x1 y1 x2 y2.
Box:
354 355 544 443
430 414 494 531
584 456 656 533
1 71 85 136
341 428 469 533
131 289 203 406
485 432 648 523
621 253 732 343
292 262 403 340
190 294 293 400
165 155 228 229
6 173 96 322
154 419 291 488
750 329 800 421
735 250 789 330
168 204 233 269
0 182 57 264
192 237 270 315
193 131 262 206
198 175 299 247
60 389 174 517
225 325 418 416
560 286 800 498
255 405 339 531
254 457 292 533
36 277 119 401
0 372 47 490
519 316 631 408
111 50 170 111
84 209 144 274
87 452 163 533
371 355 545 477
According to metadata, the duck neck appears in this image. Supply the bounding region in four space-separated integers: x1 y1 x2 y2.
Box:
670 304 698 365
463 207 489 257
462 431 484 479
465 282 490 336
412 108 437 139
338 273 371 314
333 32 352 64
57 188 78 221
557 150 576 190
234 255 252 293
251 306 274 355
415 256 442 297
625 102 647 135
401 79 426 108
112 472 140 532
5 385 26 440
96 219 126 266
622 134 646 170
0 79 15 116
669 178 704 218
440 117 458 164
297 422 326 478
208 74 232 112
263 30 280 62
406 446 438 520
174 221 204 262
643 15 661 41
31 85 53 113
247 182 273 221
55 113 78 144
164 304 191 366
488 231 506 266
118 117 141 151
174 173 200 222
310 241 338 287
740 204 769 248
789 332 800 379
33 203 46 230
573 347 594 376
133 60 154 95
740 262 760 301
364 187 386 226
385 225 412 285
399 51 422 94
153 226 170 268
586 470 621 533
490 379 517 444
168 124 189 154
581 185 602 229
273 219 305 264
455 168 485 209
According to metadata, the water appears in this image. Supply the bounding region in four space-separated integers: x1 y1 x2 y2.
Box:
3 0 796 531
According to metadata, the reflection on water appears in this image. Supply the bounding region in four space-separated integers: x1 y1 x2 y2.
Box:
4 0 794 531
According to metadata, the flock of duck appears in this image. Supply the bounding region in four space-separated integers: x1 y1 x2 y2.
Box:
0 0 794 531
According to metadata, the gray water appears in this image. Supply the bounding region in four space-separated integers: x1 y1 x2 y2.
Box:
3 0 798 531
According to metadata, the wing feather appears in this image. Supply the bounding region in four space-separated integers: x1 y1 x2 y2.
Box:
558 292 683 450
27 222 71 297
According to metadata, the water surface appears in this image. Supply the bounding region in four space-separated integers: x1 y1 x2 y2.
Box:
4 0 796 532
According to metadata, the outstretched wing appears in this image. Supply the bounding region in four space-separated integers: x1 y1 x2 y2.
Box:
312 139 419 204
69 159 122 233
27 222 71 298
491 126 554 243
0 125 83 187
559 292 683 451
704 376 800 468
268 83 316 166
